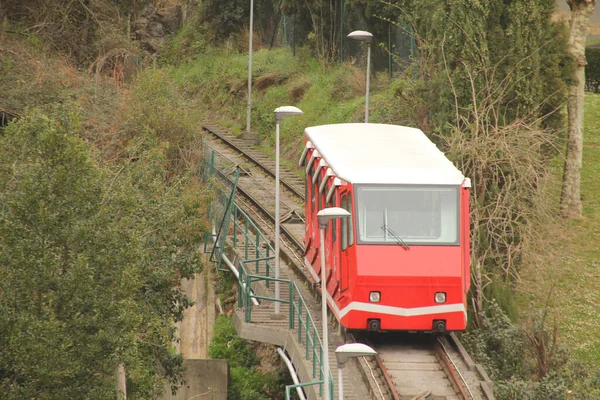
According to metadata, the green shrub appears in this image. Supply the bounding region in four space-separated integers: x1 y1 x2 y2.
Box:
208 315 289 399
494 372 568 400
209 315 259 368
461 301 524 380
585 47 600 92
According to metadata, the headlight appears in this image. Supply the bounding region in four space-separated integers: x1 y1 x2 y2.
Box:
369 291 381 303
435 292 446 304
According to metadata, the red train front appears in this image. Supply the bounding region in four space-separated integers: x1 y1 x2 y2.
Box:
300 123 471 332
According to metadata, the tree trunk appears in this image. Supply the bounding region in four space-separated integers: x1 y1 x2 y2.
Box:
561 0 596 219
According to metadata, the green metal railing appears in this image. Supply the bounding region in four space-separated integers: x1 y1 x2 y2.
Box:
235 259 334 399
230 203 274 280
200 142 334 399
285 381 324 400
231 204 334 398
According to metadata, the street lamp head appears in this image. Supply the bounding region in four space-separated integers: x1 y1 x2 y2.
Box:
274 106 303 122
347 30 373 43
317 207 350 228
335 343 377 367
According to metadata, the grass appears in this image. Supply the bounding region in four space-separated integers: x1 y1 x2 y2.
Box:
167 44 379 161
556 93 600 362
519 93 600 364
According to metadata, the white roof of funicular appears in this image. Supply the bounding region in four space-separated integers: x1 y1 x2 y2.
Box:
304 123 465 185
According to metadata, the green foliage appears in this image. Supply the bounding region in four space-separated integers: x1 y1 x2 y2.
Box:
209 316 286 399
229 367 283 400
162 11 208 65
121 67 203 177
462 300 600 399
0 109 208 398
462 301 524 381
494 364 600 400
585 47 600 92
1 0 147 65
209 316 259 368
201 0 249 43
0 111 136 398
494 372 569 400
393 0 572 131
199 0 277 49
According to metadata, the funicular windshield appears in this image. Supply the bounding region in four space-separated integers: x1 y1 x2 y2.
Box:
355 185 459 245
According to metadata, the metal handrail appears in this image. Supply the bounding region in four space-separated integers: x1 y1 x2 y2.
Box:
201 144 334 399
230 204 274 285
236 260 334 399
285 381 323 400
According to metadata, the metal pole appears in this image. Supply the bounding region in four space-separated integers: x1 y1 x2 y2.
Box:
319 226 330 400
388 24 392 80
338 366 343 400
246 0 254 133
339 0 344 62
365 42 371 123
116 364 126 400
274 120 281 314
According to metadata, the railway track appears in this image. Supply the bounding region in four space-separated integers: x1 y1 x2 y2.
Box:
202 124 493 400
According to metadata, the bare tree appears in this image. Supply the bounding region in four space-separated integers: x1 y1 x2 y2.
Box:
560 0 596 219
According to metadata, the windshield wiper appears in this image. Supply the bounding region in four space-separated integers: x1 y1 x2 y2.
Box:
382 225 410 250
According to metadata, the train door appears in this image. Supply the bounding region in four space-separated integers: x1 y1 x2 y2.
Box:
331 189 342 294
305 154 320 274
305 171 312 243
311 162 325 276
340 189 354 292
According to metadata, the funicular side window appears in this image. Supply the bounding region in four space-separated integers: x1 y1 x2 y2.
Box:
305 172 308 203
347 192 354 246
341 194 348 250
316 177 321 210
331 195 336 243
310 173 315 212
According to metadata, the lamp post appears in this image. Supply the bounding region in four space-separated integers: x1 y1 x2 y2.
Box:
347 30 373 123
335 343 377 400
246 0 254 134
317 207 351 400
273 106 303 315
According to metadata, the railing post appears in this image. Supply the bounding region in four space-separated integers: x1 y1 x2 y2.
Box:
245 275 252 322
233 206 238 247
319 347 323 396
313 341 318 377
298 307 303 343
209 149 215 178
265 244 270 288
306 325 311 360
289 283 295 330
245 217 249 260
255 229 260 273
238 264 244 308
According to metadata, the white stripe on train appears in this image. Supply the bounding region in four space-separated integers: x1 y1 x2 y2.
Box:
304 256 467 321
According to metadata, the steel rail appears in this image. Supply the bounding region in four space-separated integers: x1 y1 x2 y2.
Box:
213 167 305 254
374 352 400 400
203 124 306 200
357 335 399 400
436 335 475 400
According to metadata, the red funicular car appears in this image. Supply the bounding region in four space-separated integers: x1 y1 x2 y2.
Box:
299 123 471 332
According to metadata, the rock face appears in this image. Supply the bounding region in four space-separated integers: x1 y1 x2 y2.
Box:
133 2 193 53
